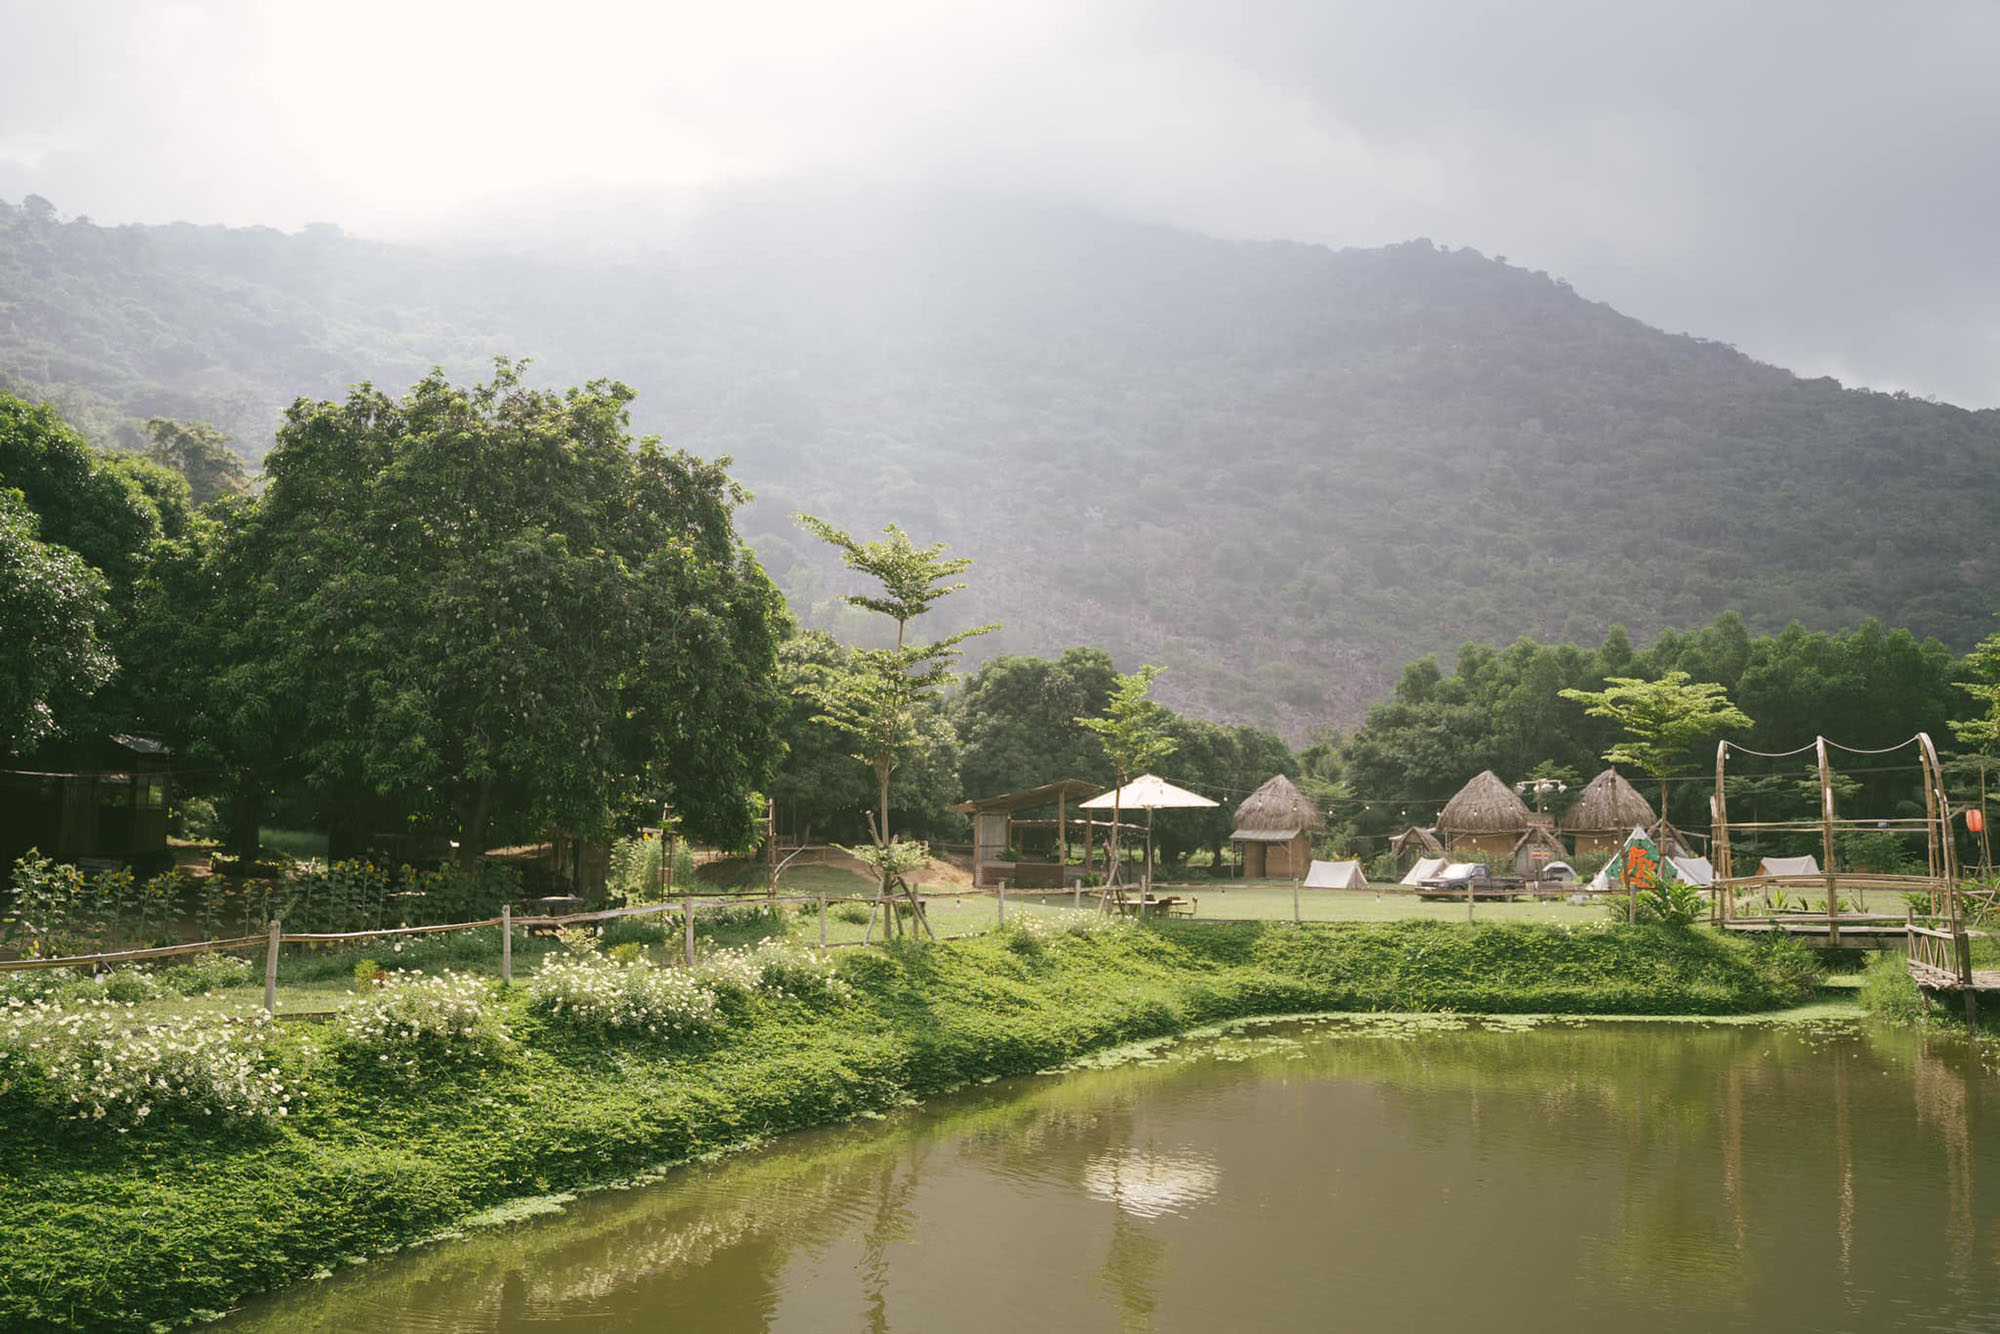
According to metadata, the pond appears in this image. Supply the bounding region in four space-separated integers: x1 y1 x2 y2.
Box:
221 1017 1999 1333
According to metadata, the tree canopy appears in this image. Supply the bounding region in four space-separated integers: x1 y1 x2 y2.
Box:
238 362 788 854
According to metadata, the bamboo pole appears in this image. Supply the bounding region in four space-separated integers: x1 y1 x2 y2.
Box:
501 904 512 985
819 891 827 951
263 918 281 1015
683 889 695 966
999 879 1007 927
1818 737 1839 942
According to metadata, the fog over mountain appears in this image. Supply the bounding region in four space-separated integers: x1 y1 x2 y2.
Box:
5 1 2000 405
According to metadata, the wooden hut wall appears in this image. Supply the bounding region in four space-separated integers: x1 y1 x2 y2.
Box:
1444 830 1521 860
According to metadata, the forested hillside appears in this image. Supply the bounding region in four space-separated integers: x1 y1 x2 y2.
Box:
5 189 1997 735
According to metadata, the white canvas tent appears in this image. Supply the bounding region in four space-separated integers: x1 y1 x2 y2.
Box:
1669 855 1715 887
1304 859 1369 890
1756 854 1821 877
1399 856 1449 887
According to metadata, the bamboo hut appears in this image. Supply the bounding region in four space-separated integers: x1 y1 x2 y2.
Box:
1388 825 1444 874
1436 770 1534 860
1230 774 1324 879
1559 769 1659 856
1511 821 1571 877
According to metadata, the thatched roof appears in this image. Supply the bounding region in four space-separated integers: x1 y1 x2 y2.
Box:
1390 826 1444 856
1231 774 1325 840
1559 769 1657 833
1437 770 1533 833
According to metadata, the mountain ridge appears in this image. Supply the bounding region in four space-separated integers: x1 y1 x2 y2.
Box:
3 190 1994 738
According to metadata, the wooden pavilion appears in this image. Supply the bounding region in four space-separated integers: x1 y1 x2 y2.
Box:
948 779 1108 889
1230 774 1324 879
1436 770 1534 860
1560 769 1659 856
0 733 173 872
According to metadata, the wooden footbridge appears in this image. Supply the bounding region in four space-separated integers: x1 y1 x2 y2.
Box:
1704 733 1996 1024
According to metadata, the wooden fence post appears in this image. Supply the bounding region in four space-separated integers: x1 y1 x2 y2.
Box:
999 880 1007 927
683 890 696 967
500 904 512 985
818 891 828 951
264 918 281 1015
1293 877 1301 924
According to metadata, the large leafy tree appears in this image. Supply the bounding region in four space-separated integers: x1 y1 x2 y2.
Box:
143 418 252 507
0 390 191 751
950 647 1119 798
245 362 788 857
0 490 113 753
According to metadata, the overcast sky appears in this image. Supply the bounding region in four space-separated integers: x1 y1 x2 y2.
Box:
6 0 1999 405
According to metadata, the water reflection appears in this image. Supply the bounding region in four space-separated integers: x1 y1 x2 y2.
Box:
221 1019 1999 1334
1080 1147 1220 1219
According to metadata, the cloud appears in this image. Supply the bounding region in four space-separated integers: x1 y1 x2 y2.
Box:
3 0 1999 403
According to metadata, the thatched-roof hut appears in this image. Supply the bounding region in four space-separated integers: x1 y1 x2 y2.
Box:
1437 770 1534 858
1231 774 1324 879
1559 769 1659 855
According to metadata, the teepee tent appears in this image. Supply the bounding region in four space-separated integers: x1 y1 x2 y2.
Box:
1590 828 1695 893
1304 859 1369 890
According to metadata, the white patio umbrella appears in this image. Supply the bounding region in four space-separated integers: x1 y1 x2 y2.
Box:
1080 775 1219 893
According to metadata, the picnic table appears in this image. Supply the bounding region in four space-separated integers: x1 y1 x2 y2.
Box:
1117 894 1195 919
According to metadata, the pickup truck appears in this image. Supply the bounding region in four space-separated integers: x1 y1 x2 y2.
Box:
1415 863 1524 901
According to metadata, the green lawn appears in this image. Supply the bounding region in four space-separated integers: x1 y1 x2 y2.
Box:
1015 880 1612 926
14 875 1647 1025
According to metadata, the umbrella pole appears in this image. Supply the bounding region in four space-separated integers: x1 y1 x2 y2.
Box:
1146 808 1155 895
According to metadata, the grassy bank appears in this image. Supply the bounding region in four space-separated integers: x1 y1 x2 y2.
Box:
0 919 1817 1331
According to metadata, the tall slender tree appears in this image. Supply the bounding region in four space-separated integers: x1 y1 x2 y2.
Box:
795 515 995 935
1077 665 1178 899
1560 671 1751 919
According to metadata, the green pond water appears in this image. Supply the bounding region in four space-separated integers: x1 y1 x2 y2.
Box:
221 1016 2000 1333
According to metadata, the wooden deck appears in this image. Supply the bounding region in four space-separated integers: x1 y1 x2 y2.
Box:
1907 962 2000 993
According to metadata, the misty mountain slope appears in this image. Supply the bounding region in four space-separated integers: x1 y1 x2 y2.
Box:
3 192 1996 737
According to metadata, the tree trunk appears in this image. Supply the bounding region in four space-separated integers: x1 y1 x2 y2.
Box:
224 778 263 858
459 777 495 867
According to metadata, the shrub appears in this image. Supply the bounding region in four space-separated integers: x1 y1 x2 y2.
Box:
0 997 300 1128
100 969 160 1004
353 958 386 990
832 903 871 925
333 971 509 1075
695 939 851 1005
609 942 647 965
525 955 720 1040
1859 949 1927 1024
1001 908 1125 953
158 952 255 996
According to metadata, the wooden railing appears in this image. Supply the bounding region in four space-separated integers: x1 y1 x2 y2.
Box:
1906 923 1973 987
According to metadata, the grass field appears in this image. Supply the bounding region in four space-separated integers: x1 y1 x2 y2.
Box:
1016 880 1613 926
